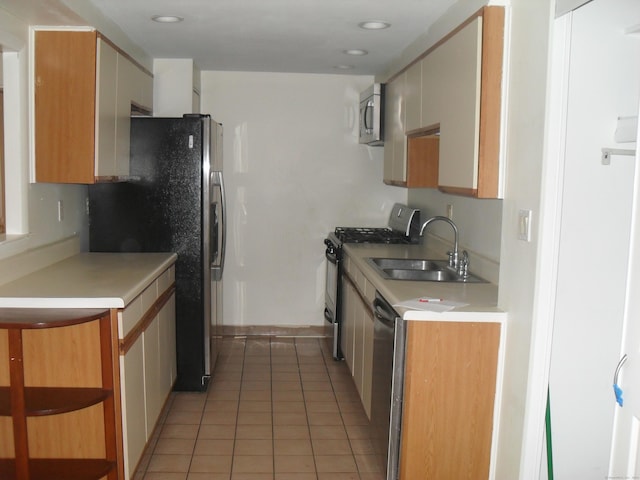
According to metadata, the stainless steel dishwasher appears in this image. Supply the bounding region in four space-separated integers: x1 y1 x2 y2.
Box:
371 291 406 480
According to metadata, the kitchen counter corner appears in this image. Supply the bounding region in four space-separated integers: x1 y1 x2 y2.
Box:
0 252 177 309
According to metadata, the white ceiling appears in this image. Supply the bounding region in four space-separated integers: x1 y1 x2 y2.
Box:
82 0 458 75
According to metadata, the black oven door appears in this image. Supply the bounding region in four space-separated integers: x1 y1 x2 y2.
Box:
324 239 343 360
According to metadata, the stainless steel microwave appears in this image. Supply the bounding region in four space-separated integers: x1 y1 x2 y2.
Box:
359 84 384 146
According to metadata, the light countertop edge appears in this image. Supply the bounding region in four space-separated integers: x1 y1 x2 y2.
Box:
0 252 178 309
343 243 506 323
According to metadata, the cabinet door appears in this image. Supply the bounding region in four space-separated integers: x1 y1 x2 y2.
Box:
341 280 356 373
404 61 422 133
383 74 407 185
159 293 177 393
34 30 97 184
144 314 163 436
95 38 118 178
121 336 146 480
353 297 364 398
436 17 483 193
399 321 500 480
361 306 374 419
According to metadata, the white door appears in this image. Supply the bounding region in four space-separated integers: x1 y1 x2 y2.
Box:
547 0 640 478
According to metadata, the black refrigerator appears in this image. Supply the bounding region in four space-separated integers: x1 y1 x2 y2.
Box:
89 114 226 392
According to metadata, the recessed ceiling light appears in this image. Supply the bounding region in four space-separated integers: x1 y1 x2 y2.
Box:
334 65 355 70
151 15 184 23
358 21 391 30
343 49 368 56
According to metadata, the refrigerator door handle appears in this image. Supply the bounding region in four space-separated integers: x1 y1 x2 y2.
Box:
211 170 226 281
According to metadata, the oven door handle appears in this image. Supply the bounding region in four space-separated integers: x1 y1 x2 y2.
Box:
325 249 338 264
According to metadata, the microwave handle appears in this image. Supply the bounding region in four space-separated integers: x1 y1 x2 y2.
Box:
363 99 374 133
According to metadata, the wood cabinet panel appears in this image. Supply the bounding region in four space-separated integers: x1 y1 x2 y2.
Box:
35 30 153 184
399 321 500 480
35 30 97 184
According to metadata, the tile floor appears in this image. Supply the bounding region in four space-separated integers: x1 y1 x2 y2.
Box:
135 336 386 480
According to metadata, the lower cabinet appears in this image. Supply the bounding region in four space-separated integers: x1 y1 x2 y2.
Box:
120 275 177 479
399 320 501 480
341 264 375 418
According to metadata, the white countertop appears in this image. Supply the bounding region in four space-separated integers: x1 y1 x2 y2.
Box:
343 243 506 323
0 252 177 309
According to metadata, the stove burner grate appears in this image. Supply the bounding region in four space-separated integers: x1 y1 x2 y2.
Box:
333 227 413 244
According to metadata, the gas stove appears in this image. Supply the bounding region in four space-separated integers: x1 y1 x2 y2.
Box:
323 203 420 361
331 226 415 245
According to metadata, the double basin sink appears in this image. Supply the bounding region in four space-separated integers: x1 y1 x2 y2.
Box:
366 257 486 283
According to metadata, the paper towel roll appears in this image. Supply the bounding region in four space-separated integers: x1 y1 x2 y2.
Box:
615 116 638 143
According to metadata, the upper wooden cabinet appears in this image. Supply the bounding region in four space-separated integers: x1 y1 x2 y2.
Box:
34 30 153 184
383 6 504 198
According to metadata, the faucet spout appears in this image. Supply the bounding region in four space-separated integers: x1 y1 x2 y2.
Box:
419 216 459 268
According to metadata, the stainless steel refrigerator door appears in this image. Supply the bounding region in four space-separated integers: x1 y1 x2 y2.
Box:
201 117 213 380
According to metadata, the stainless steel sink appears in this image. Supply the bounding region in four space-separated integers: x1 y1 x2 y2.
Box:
366 257 486 283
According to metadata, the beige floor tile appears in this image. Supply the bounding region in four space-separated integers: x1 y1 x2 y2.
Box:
240 390 272 402
197 424 236 440
193 438 234 456
299 372 330 382
208 389 241 401
358 473 386 480
305 401 339 413
271 381 302 391
307 412 343 426
298 363 327 372
201 410 238 425
234 439 273 456
160 424 200 440
349 438 376 455
355 454 384 473
341 411 370 426
170 397 206 413
241 372 271 382
231 474 273 480
274 455 316 473
270 363 301 372
337 400 365 414
272 372 301 382
235 424 273 439
314 454 358 473
204 400 239 413
147 454 192 473
310 425 348 440
165 410 204 425
273 412 307 426
237 411 272 425
238 400 272 413
273 438 313 456
272 390 304 402
153 438 196 455
274 474 317 480
240 381 271 391
304 391 336 402
346 425 372 440
302 381 333 392
186 474 230 480
273 425 311 439
232 455 274 473
311 438 353 455
143 473 188 480
317 474 360 480
272 401 306 413
189 455 233 473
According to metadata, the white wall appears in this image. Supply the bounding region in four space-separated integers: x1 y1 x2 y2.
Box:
200 71 406 327
153 58 198 116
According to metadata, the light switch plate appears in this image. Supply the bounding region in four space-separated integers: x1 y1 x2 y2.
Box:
518 209 532 242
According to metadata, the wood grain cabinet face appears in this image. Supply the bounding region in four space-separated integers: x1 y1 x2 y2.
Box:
35 30 153 184
399 321 501 480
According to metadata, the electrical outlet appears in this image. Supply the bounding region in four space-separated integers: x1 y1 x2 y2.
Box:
518 209 532 242
57 200 64 222
446 204 453 220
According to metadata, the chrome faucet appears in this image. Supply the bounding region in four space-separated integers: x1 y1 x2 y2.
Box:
419 216 460 270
